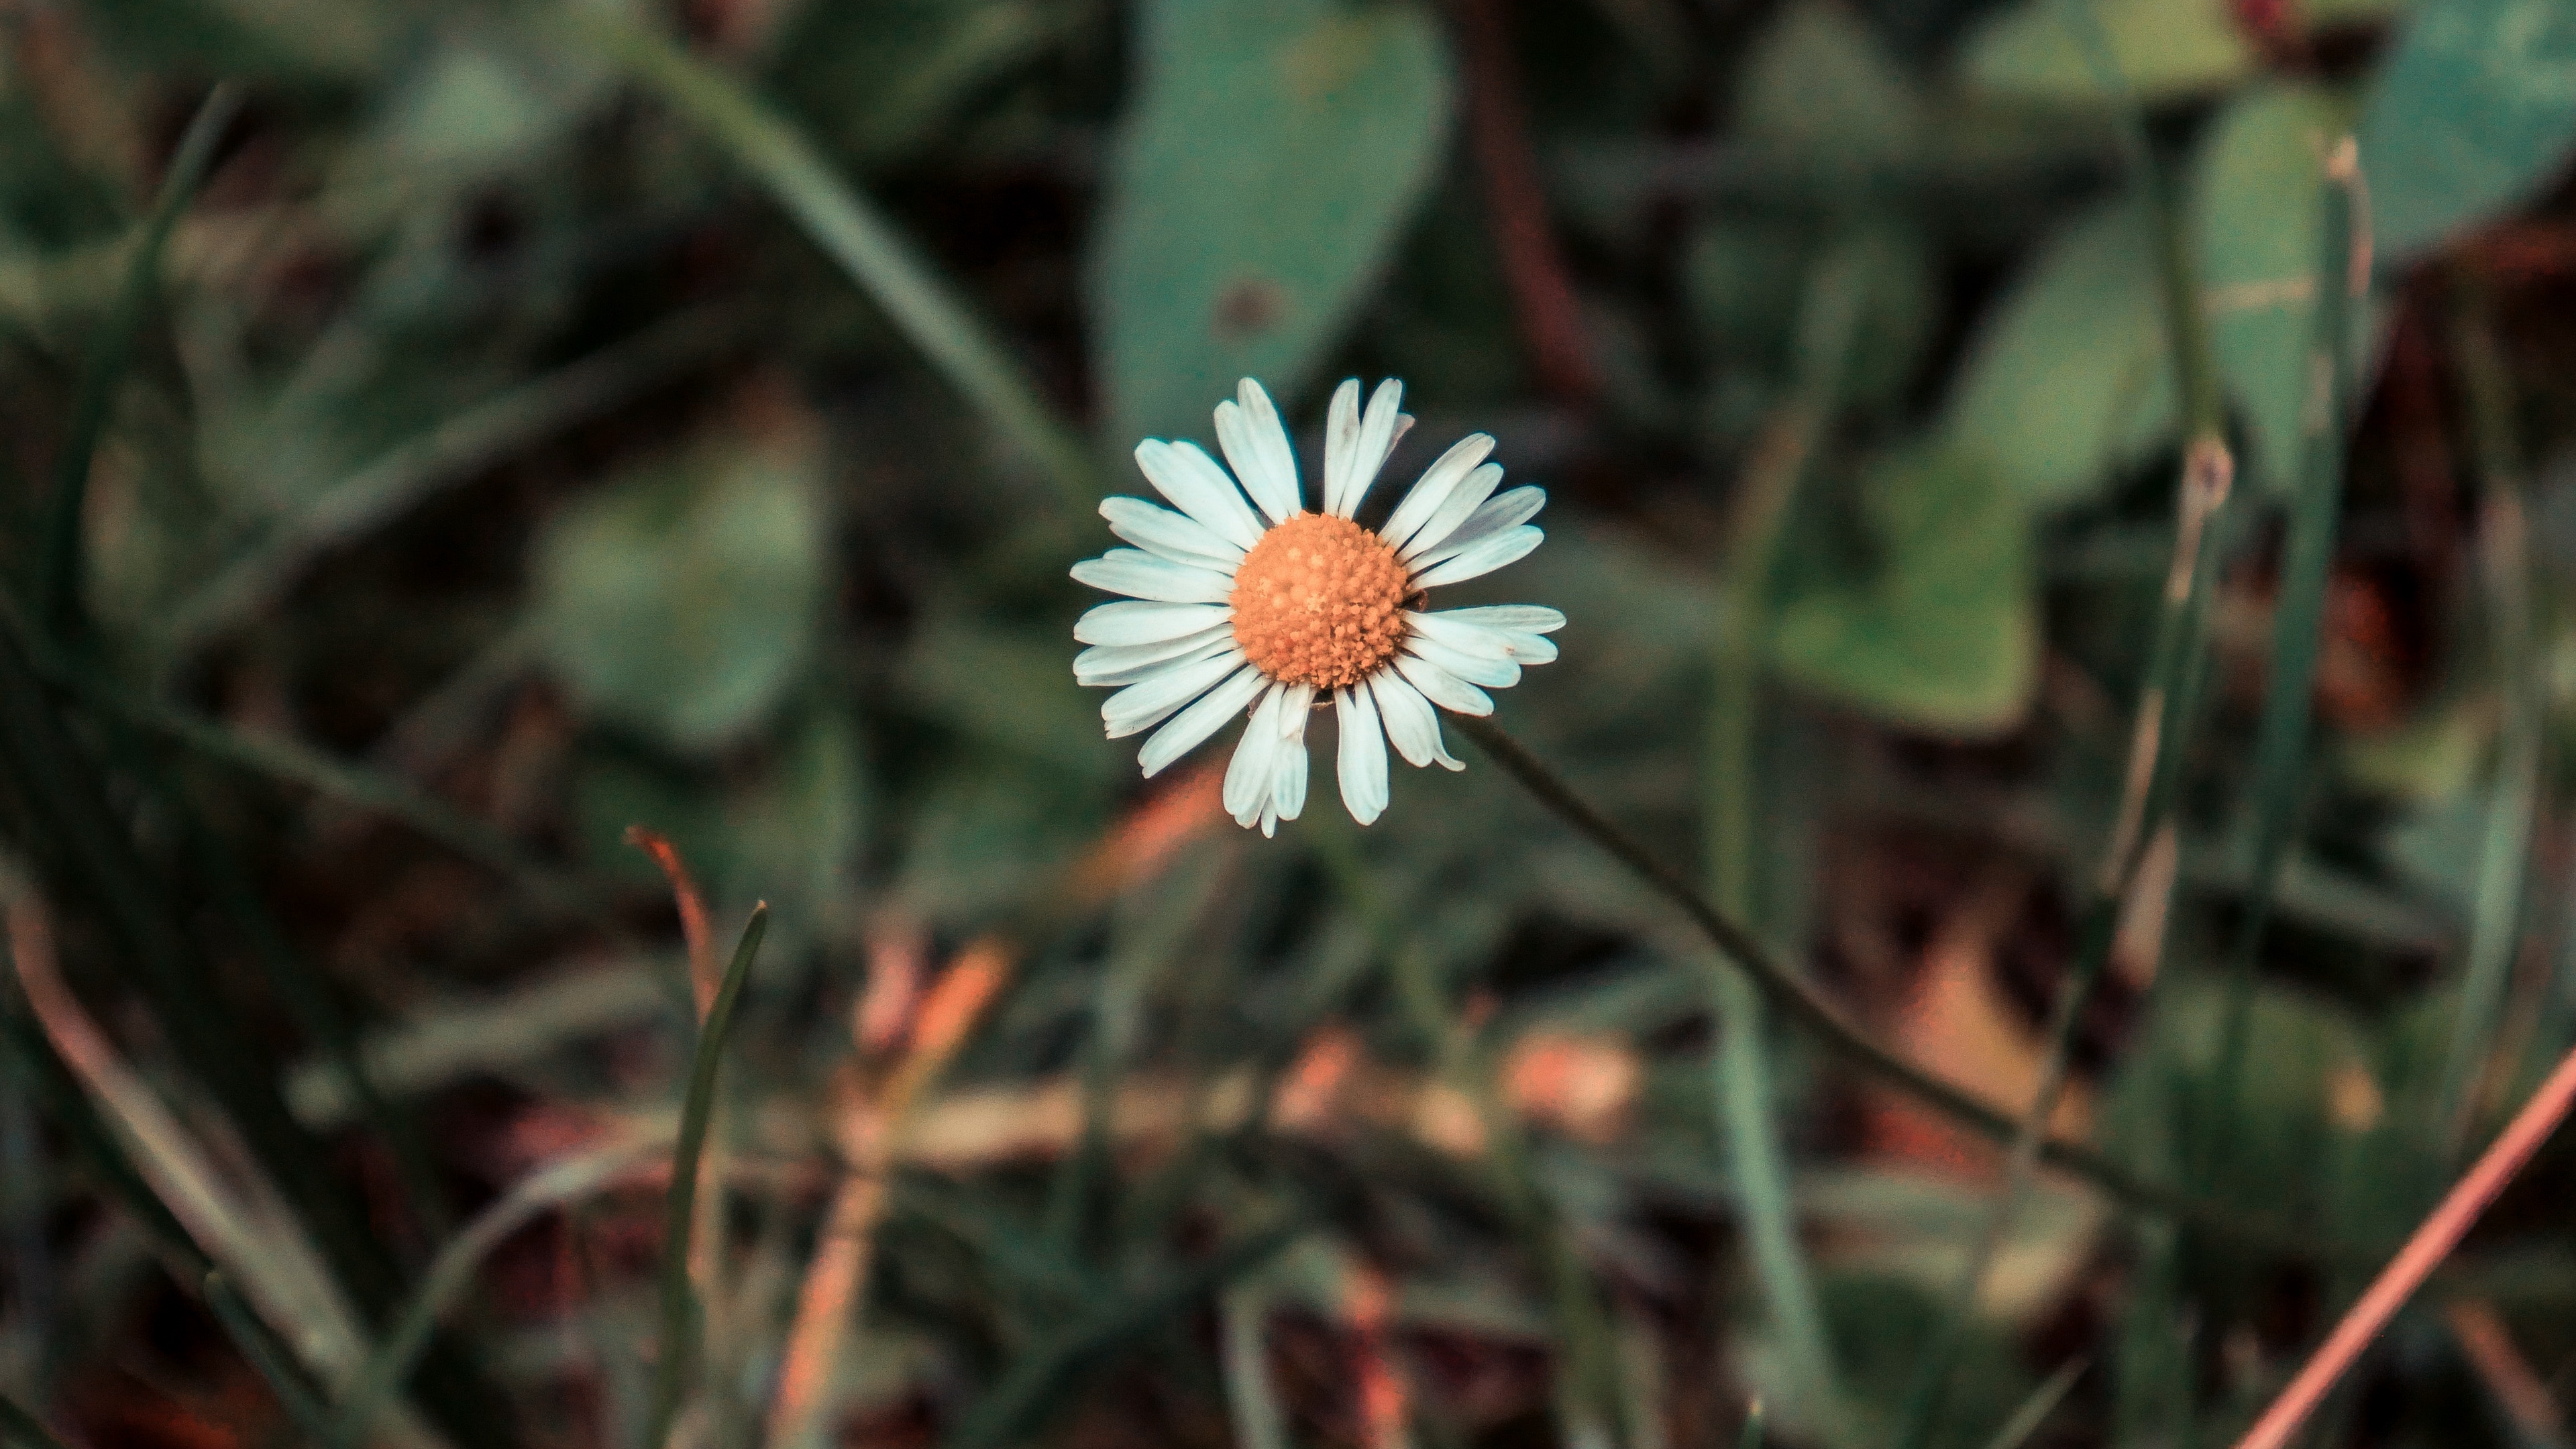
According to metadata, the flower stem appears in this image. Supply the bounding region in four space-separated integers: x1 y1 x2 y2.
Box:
1450 713 2296 1252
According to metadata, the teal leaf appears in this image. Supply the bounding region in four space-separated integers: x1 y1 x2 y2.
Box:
1959 0 2254 105
1942 199 2173 511
1090 0 1453 448
533 437 827 752
2192 83 2353 494
1770 443 2037 735
2358 0 2576 262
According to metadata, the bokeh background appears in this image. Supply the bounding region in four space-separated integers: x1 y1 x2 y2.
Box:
3 1 2576 1448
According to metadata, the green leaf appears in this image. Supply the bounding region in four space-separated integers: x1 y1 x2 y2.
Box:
1958 0 2254 105
2357 0 2576 262
1090 0 1453 446
1942 199 2172 511
1770 443 2037 734
1736 2 1930 166
2191 83 2353 494
533 437 827 752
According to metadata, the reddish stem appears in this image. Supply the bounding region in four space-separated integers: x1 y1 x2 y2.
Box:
2232 1040 2576 1449
1451 0 1598 405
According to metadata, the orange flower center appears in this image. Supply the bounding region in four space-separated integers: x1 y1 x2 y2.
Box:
1228 514 1409 690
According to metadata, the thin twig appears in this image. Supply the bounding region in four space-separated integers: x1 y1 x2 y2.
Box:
2231 1039 2576 1449
1451 0 1598 404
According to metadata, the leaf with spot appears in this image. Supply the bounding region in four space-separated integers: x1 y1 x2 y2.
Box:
2192 83 2357 494
1089 0 1453 449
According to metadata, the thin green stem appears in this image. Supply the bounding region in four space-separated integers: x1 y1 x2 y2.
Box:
561 7 1101 517
1704 246 1868 1446
645 904 770 1449
2206 138 2369 1187
1450 714 2316 1257
201 1271 341 1446
38 84 238 637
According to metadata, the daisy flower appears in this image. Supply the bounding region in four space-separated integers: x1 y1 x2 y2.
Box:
1071 377 1564 835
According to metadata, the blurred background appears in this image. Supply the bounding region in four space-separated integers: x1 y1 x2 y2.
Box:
3 1 2576 1447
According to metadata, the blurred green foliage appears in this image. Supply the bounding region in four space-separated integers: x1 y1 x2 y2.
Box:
3 1 2576 1448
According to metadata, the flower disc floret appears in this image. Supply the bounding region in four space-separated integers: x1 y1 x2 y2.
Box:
1229 514 1409 690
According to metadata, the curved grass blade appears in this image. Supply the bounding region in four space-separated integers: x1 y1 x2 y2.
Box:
332 1135 667 1449
643 903 771 1449
559 9 1099 516
39 83 239 637
0 1395 73 1449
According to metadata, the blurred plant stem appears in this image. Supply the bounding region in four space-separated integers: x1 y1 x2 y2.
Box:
561 6 1103 520
1892 3 2240 1437
0 1395 74 1449
1701 244 1868 1447
2433 272 2542 1162
2204 137 2368 1190
38 83 237 641
1316 822 1623 1449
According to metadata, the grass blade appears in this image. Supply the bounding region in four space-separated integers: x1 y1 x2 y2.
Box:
1220 1287 1291 1449
644 902 771 1449
0 1395 75 1449
1703 244 1868 1446
2433 276 2542 1159
333 1135 668 1449
38 83 239 637
1976 1357 2087 1449
561 8 1099 515
2204 136 2368 1188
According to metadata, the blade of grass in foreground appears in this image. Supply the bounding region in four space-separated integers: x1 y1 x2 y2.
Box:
1704 242 1867 1447
203 1271 341 1446
644 903 771 1449
2204 136 2367 1189
38 83 239 638
559 7 1100 516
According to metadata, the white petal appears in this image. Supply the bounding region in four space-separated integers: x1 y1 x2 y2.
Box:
1403 610 1515 659
1226 684 1288 824
1409 486 1547 570
1075 628 1236 686
1405 633 1521 690
1500 633 1558 665
1368 670 1462 771
1322 380 1362 519
1411 526 1544 588
1075 600 1231 647
1273 696 1311 820
1228 378 1305 524
1334 685 1389 826
1397 462 1505 563
1102 496 1244 568
1380 434 1495 553
1334 378 1408 518
1072 549 1235 604
1391 651 1493 716
1104 647 1244 738
1431 604 1565 634
1135 439 1266 550
1140 663 1268 777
